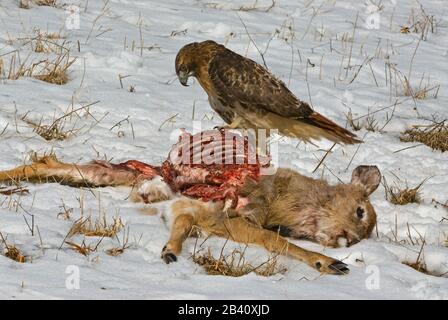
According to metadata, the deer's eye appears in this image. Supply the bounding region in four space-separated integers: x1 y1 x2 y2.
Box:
356 207 365 219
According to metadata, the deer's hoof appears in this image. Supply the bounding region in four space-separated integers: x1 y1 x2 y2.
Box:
161 246 178 264
328 261 350 275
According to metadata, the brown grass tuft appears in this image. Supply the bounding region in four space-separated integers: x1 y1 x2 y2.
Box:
401 4 438 40
346 112 381 132
106 246 127 257
4 245 26 263
0 231 26 263
386 61 439 101
402 260 447 277
192 247 286 277
34 0 57 6
65 239 101 256
106 227 131 256
21 114 73 141
20 0 57 8
402 241 447 277
21 102 98 142
0 186 29 196
62 198 127 257
403 260 430 274
400 120 448 152
34 51 76 85
384 177 426 205
402 75 440 100
68 215 124 238
402 242 428 273
31 30 63 53
4 48 75 85
346 111 362 131
19 0 31 8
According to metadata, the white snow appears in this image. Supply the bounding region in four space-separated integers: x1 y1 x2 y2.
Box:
0 0 447 299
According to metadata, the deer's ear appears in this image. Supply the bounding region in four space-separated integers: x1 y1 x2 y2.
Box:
351 165 381 196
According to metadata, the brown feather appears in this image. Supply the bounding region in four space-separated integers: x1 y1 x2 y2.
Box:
302 112 362 144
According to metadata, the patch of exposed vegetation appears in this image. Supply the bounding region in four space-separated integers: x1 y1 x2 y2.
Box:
401 120 448 152
192 247 286 277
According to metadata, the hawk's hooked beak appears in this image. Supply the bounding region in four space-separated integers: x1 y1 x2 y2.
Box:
177 71 190 87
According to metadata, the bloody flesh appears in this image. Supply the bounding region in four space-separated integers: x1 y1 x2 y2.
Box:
114 130 270 206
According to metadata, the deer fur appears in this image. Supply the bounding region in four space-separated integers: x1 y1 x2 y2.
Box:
0 155 381 275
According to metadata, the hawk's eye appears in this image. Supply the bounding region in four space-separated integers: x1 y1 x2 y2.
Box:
179 65 188 73
356 207 364 219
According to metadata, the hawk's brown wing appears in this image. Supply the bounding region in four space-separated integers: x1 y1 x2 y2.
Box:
208 48 361 144
208 49 313 119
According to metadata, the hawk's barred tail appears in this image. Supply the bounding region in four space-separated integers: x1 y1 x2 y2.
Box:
304 112 362 144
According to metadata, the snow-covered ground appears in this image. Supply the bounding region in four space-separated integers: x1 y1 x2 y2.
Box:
0 0 447 299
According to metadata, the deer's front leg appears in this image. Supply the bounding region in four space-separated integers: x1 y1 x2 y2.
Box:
162 198 223 263
221 217 349 275
161 214 195 264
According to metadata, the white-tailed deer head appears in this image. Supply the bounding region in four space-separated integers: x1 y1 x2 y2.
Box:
241 165 381 248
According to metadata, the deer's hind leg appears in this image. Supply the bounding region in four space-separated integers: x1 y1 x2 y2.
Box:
0 156 70 184
214 217 349 275
0 156 137 187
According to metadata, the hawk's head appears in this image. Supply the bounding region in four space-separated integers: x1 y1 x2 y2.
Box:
175 42 199 86
175 40 221 86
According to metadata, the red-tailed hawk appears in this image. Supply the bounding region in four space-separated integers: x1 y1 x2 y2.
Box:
175 40 361 144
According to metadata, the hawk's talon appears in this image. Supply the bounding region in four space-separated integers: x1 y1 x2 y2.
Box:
213 125 228 131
